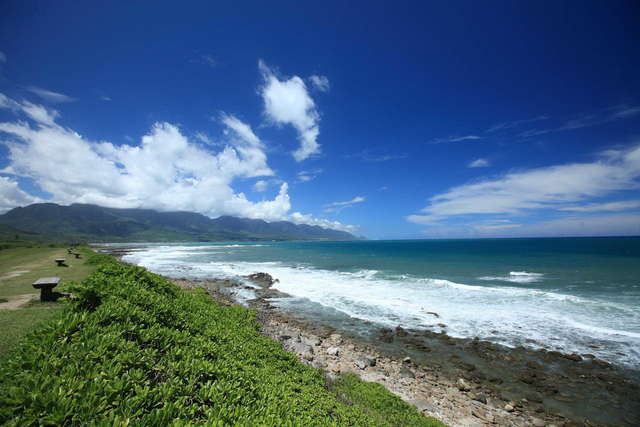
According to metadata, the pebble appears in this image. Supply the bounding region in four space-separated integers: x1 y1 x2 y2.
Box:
326 346 340 356
457 378 472 392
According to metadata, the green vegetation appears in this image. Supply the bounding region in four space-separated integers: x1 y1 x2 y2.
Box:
0 252 441 425
331 373 445 426
0 301 61 357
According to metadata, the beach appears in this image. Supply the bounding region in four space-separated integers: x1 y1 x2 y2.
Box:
101 238 640 426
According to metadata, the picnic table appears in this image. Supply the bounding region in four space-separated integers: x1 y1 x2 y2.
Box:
55 258 66 266
32 277 61 302
73 253 81 259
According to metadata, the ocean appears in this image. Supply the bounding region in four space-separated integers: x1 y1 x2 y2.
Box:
120 237 640 369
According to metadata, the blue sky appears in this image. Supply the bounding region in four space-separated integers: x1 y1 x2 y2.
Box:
1 1 639 238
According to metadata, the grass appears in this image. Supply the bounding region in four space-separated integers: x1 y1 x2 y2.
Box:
0 301 62 357
0 246 97 359
0 247 95 298
0 252 445 425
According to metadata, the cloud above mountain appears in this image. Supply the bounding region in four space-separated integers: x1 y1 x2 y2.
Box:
0 93 355 233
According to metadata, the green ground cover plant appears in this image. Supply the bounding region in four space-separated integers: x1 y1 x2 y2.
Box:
0 252 444 426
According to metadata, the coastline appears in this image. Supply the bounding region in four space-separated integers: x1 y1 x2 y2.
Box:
100 247 640 426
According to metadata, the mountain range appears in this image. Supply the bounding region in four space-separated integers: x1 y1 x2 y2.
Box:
0 203 358 242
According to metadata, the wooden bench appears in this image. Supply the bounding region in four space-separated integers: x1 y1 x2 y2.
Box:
55 259 66 266
32 277 61 302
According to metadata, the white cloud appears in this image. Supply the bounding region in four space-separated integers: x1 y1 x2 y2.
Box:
347 150 408 162
0 176 42 213
487 116 549 133
194 131 214 145
429 135 483 144
26 86 76 103
468 158 490 168
309 75 330 92
100 96 112 101
0 93 355 233
323 196 365 213
253 180 268 192
259 60 321 161
297 169 322 182
408 144 640 225
199 54 217 68
288 212 358 233
559 200 640 212
0 51 6 63
519 105 640 138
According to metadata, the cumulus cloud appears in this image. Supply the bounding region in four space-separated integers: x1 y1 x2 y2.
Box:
0 176 42 213
309 75 330 92
26 86 76 103
0 93 355 232
253 180 268 192
468 158 490 168
323 196 365 213
408 143 640 225
289 212 358 233
259 60 321 161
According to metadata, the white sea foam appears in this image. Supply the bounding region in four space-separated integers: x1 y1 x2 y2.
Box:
124 245 640 368
478 271 545 283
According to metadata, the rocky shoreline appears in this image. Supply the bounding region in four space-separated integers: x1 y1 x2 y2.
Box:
96 247 639 426
169 275 639 427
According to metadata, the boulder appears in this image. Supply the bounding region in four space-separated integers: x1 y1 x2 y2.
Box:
246 272 278 288
354 357 376 370
562 353 583 362
290 342 314 360
301 335 322 347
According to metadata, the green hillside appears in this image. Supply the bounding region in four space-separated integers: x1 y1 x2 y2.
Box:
0 203 358 242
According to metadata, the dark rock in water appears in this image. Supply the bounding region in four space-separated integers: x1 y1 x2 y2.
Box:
395 326 408 337
379 328 394 343
246 272 278 288
562 353 583 362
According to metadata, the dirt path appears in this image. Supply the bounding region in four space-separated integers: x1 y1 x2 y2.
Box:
0 270 30 281
0 293 38 310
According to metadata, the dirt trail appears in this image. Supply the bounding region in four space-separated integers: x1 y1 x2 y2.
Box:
0 293 38 310
0 270 30 281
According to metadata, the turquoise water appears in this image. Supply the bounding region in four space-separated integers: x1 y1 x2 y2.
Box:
122 237 640 368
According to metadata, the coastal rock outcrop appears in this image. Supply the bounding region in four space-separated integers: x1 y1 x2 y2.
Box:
246 272 278 288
